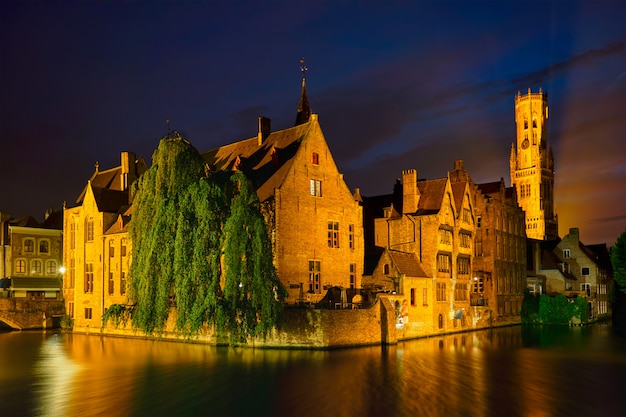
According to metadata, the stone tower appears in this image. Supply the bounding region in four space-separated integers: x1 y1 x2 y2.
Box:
510 88 558 240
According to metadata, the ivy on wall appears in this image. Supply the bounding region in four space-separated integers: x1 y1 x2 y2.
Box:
125 134 286 343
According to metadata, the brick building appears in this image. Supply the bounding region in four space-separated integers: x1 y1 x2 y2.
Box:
202 79 364 305
63 152 147 330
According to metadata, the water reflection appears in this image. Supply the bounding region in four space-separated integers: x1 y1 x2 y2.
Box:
2 324 625 417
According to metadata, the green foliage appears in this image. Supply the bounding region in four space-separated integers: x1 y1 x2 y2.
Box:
523 293 588 325
129 134 286 344
218 172 287 344
521 289 540 323
611 229 626 295
102 304 131 328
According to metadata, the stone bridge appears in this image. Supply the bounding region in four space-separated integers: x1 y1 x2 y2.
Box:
0 298 65 330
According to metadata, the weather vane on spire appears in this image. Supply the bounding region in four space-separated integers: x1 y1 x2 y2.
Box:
300 57 307 80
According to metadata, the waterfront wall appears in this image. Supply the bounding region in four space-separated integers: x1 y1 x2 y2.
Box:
70 294 514 348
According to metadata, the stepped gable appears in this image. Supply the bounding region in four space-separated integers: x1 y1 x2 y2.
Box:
416 178 447 214
202 121 312 203
387 250 428 278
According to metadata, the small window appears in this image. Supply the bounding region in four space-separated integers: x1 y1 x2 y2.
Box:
308 260 321 294
86 218 94 242
121 271 127 295
85 308 93 320
327 222 339 248
121 239 127 257
581 267 590 276
39 240 49 254
312 152 319 165
422 288 428 306
410 288 416 306
309 179 322 197
32 260 42 275
349 224 354 249
46 260 56 275
563 249 571 259
108 272 115 295
16 259 26 274
24 239 35 253
383 264 390 275
476 216 481 228
349 264 356 289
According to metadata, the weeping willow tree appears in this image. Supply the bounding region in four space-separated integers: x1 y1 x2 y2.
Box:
218 172 288 343
128 133 285 342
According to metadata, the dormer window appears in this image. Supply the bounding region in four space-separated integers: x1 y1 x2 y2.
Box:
312 152 319 165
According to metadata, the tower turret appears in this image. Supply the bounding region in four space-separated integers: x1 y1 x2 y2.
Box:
510 88 558 240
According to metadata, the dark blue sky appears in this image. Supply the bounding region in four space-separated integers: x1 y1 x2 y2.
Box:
1 1 624 245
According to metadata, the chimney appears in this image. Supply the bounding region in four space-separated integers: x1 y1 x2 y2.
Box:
401 169 419 214
258 116 271 145
121 151 137 191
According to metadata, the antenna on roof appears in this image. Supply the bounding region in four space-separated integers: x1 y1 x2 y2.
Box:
300 57 307 81
166 119 171 137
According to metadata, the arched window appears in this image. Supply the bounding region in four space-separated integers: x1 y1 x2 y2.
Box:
16 259 26 274
31 260 42 274
24 239 35 253
39 240 49 254
383 264 390 275
46 260 57 275
438 314 444 329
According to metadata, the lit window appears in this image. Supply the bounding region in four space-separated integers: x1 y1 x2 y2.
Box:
473 276 484 293
327 222 339 248
310 179 322 197
85 263 94 293
16 259 26 273
308 260 321 294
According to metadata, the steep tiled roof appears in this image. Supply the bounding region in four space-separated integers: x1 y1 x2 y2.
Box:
417 178 447 214
201 121 312 202
388 250 429 278
477 181 501 196
450 182 467 214
9 216 40 228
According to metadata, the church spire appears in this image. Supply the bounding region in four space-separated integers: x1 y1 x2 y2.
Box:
295 58 311 126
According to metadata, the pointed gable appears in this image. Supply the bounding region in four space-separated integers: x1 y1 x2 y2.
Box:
388 250 429 278
202 120 313 202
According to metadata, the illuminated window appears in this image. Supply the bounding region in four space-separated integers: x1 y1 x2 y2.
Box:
436 282 446 301
309 179 322 197
473 276 484 293
457 257 470 275
349 264 356 289
32 260 42 274
85 263 94 293
108 272 115 295
437 254 451 273
327 222 339 248
86 218 94 242
308 260 321 294
349 224 354 249
121 271 127 295
46 260 56 275
16 259 26 274
24 239 35 253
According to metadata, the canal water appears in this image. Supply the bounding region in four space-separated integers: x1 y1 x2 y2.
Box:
1 323 625 417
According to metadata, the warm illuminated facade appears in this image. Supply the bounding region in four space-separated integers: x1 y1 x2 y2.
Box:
202 84 364 304
0 211 63 299
510 88 558 240
63 152 147 330
363 166 476 335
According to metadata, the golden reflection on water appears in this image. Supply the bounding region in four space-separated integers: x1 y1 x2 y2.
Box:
14 324 625 417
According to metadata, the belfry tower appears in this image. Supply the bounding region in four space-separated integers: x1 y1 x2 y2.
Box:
510 88 558 240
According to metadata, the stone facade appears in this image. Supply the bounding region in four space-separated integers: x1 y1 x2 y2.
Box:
510 88 558 240
63 152 146 332
202 113 364 305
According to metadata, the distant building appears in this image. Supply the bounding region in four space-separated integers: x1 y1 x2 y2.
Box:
62 152 147 330
0 209 63 299
202 77 364 305
510 88 558 240
526 228 613 322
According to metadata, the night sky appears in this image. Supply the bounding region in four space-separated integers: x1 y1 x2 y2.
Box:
1 1 624 246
